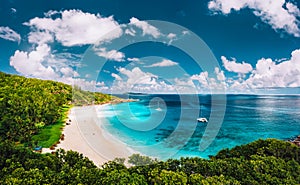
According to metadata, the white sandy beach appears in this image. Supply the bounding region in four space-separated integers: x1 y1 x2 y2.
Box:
44 105 134 166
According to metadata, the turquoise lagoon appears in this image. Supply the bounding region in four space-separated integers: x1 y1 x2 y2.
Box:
97 94 300 160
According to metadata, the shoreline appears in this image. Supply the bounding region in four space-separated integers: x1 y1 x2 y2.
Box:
43 104 136 166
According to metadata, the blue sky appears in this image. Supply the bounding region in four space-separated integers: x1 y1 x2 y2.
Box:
1 0 300 94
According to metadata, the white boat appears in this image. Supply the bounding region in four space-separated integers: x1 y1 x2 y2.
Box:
156 107 162 111
197 117 208 123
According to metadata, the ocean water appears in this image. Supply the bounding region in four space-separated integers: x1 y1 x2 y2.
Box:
97 94 300 160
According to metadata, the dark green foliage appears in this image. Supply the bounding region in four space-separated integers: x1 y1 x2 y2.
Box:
72 85 114 106
0 72 71 143
31 105 71 147
128 153 158 166
113 157 126 165
0 141 103 185
1 138 300 184
125 139 300 185
214 138 300 162
0 72 114 144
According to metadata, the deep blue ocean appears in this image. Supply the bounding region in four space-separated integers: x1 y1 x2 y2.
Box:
98 94 300 160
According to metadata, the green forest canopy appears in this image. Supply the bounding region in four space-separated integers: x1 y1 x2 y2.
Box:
0 72 113 143
0 139 299 184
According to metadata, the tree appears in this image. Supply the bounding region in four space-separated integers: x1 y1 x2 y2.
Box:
128 154 158 166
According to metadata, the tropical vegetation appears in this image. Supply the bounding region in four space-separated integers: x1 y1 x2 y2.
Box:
0 72 113 146
0 139 299 184
0 72 299 184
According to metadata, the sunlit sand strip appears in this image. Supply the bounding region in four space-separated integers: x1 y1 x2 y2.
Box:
43 105 134 167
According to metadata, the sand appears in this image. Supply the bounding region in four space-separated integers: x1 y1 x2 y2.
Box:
43 105 133 167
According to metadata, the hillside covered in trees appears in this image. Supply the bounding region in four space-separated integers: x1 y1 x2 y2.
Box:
0 72 299 184
0 72 113 144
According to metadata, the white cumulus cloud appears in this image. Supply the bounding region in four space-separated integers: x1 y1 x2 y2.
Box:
221 56 253 74
118 67 157 85
244 49 300 88
10 43 81 80
10 9 126 90
125 28 136 36
110 67 179 93
191 71 209 88
215 67 226 81
208 0 300 37
25 9 122 46
167 33 176 39
9 43 105 91
129 17 161 38
146 59 178 67
94 47 125 62
28 30 54 44
0 26 21 43
206 48 300 92
10 44 58 79
127 57 140 62
111 73 122 81
190 68 227 92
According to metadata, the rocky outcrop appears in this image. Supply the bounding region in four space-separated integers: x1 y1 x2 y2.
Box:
290 135 300 147
110 98 138 104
